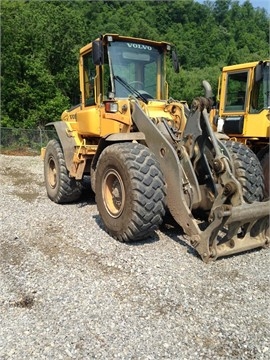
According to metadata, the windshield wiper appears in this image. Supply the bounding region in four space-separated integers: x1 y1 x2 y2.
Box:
114 75 149 104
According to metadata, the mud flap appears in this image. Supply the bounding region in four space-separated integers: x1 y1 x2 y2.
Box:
45 121 76 172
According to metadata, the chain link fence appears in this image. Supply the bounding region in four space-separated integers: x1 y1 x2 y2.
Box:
0 127 56 155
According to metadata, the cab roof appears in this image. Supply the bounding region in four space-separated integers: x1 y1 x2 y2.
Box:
80 33 172 55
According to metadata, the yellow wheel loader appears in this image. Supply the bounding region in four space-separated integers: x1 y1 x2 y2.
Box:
42 34 269 262
211 60 270 196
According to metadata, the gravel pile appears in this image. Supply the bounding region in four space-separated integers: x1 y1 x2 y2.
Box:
0 154 269 359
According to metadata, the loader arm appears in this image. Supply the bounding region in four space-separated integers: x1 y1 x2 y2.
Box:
131 100 269 262
131 100 201 238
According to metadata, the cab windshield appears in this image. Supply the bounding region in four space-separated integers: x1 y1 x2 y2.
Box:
106 40 165 99
251 62 270 112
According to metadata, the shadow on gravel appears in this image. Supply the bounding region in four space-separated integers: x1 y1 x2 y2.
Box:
159 214 200 258
80 186 265 262
92 210 199 257
71 177 196 256
91 210 265 261
92 214 161 245
74 178 96 207
215 246 265 262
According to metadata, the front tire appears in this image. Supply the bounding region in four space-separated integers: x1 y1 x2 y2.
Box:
223 140 264 203
44 139 82 203
95 143 166 241
260 151 269 197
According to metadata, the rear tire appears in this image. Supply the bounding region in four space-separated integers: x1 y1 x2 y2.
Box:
95 143 166 241
44 139 82 203
223 140 264 203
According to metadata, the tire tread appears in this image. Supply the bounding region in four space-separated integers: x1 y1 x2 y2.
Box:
96 143 166 241
44 139 82 204
223 140 264 203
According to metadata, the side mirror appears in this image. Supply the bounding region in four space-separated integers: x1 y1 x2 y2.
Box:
255 61 263 82
172 50 180 73
92 40 104 65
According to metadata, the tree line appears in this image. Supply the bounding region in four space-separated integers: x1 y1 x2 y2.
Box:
1 0 269 128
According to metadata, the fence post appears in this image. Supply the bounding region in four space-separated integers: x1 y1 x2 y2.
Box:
38 126 42 149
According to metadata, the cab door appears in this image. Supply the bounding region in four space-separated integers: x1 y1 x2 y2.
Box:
77 50 101 136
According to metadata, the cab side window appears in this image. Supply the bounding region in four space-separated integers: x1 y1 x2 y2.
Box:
224 71 248 112
83 52 96 106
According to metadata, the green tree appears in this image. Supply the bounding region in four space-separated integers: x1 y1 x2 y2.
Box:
1 0 88 127
1 0 269 128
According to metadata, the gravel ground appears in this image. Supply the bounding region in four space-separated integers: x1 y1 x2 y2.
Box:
0 154 269 360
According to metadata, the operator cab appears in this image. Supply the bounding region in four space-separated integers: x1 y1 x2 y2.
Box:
216 60 270 137
81 34 176 108
223 61 270 114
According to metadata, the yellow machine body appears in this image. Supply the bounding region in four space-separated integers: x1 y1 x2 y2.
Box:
214 60 270 144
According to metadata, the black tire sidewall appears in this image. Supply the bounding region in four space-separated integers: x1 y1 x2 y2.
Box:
95 149 135 236
223 140 264 202
95 142 166 241
44 139 63 201
260 151 269 197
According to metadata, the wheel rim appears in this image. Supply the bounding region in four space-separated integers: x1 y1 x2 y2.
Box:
102 169 125 218
48 156 57 189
